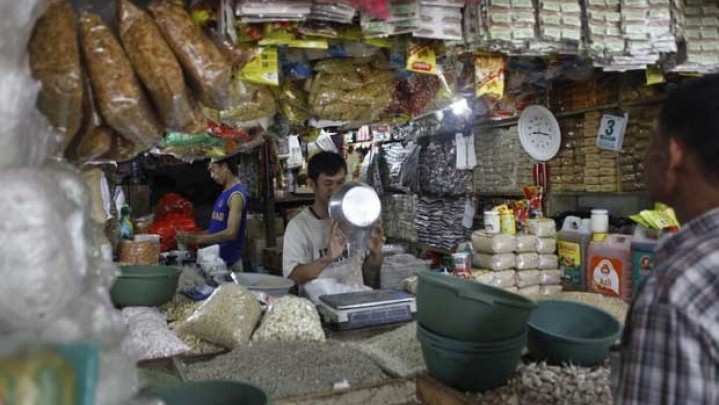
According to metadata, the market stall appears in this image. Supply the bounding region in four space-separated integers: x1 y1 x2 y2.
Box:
1 0 714 403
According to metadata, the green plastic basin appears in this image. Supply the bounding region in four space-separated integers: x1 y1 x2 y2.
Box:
151 381 270 405
110 265 181 308
417 326 525 392
527 300 622 367
417 322 526 353
417 270 536 342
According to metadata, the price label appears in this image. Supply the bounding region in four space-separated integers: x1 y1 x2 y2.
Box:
597 113 628 152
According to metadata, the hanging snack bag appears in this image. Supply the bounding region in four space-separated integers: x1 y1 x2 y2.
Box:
28 0 83 153
149 1 232 110
474 53 505 100
117 0 205 134
79 12 162 149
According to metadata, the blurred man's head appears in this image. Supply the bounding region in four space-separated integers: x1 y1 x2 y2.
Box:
307 151 347 205
208 155 239 186
644 74 719 213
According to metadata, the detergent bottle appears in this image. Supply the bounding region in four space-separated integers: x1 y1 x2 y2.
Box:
587 234 633 301
557 216 591 291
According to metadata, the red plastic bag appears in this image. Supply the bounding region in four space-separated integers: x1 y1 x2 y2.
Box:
149 213 201 251
155 193 194 220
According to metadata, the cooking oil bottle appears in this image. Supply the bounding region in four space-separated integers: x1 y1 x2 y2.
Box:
587 234 633 301
557 216 591 291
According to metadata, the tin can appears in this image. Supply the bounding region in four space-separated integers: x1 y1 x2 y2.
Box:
500 211 516 235
484 211 500 234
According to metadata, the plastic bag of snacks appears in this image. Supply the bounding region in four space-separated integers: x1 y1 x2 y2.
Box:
515 235 538 253
539 285 563 295
117 0 205 134
149 1 231 110
539 269 562 285
28 0 83 153
472 269 516 288
121 307 190 361
538 254 559 270
528 219 556 237
515 253 539 271
515 270 540 288
471 231 515 254
79 12 162 148
117 234 161 265
472 253 515 271
175 284 261 349
536 237 557 254
518 285 541 296
252 296 325 343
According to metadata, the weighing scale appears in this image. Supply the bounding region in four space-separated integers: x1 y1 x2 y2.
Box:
317 289 416 331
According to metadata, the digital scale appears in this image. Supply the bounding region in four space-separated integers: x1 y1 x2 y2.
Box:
316 289 416 331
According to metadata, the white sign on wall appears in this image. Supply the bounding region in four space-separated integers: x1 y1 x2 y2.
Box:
597 113 628 152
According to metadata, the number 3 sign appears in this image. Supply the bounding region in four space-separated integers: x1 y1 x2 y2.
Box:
597 113 628 152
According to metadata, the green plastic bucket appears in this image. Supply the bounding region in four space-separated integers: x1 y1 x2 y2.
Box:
417 323 526 353
417 328 525 392
527 300 621 367
151 381 271 405
417 270 536 342
110 265 181 307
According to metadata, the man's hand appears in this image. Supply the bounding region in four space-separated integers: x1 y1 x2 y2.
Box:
325 220 346 262
176 231 201 245
367 222 386 257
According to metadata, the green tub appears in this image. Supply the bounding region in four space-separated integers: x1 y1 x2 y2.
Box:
110 265 181 307
417 270 536 342
527 300 622 367
151 381 271 405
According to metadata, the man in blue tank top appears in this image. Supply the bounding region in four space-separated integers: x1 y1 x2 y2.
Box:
177 154 248 271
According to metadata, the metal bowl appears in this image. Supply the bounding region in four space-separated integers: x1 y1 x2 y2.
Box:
328 182 381 252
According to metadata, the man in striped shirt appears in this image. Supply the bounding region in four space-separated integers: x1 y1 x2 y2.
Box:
615 74 719 404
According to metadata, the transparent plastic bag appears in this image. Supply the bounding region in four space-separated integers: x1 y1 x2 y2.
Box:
515 235 538 253
539 284 563 295
518 285 541 296
528 219 557 237
536 237 557 254
252 296 325 343
539 269 562 285
175 283 261 349
28 0 83 152
539 254 559 270
516 253 539 270
79 12 162 149
121 307 190 361
472 253 515 271
117 0 205 134
515 269 540 288
473 269 516 288
471 231 516 253
149 1 231 110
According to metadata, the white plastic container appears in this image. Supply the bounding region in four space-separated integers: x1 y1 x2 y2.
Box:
587 234 633 302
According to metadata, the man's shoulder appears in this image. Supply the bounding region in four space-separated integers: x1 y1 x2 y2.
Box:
286 208 320 232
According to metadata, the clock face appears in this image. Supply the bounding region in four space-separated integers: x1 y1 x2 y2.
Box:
518 105 561 161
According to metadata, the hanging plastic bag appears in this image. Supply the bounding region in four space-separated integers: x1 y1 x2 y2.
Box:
28 0 83 153
149 1 232 109
117 0 206 134
79 12 162 149
174 284 261 349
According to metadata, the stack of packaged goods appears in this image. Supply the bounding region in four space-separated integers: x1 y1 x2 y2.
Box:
619 0 676 61
484 0 538 52
471 231 518 293
308 57 396 124
419 138 472 197
584 0 625 65
535 0 583 53
381 194 419 243
414 1 465 41
619 106 658 191
360 0 420 38
673 1 719 73
528 219 562 295
583 112 619 193
514 234 541 295
415 197 471 250
473 126 534 194
549 117 584 193
548 75 619 113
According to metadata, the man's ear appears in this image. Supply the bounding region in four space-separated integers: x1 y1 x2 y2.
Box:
667 137 685 174
307 178 317 191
